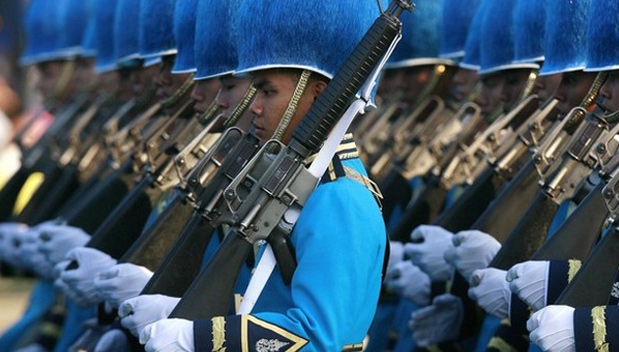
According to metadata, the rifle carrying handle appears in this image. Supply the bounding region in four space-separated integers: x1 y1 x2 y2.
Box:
291 13 402 155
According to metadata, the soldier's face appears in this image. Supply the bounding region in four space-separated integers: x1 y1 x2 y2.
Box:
217 75 254 132
130 64 159 98
451 67 479 102
397 65 434 106
534 73 562 105
477 72 505 116
191 78 222 118
249 69 327 145
599 71 619 114
554 70 597 119
501 69 533 111
35 60 65 99
156 56 192 100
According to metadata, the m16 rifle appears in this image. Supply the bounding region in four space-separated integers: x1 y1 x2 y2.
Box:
490 103 619 269
164 0 410 320
435 73 607 234
390 93 539 241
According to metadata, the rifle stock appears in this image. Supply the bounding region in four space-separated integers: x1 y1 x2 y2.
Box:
434 166 504 232
533 182 607 261
489 192 560 270
555 226 619 306
141 213 217 297
120 191 195 270
85 173 159 259
472 160 540 242
169 227 253 319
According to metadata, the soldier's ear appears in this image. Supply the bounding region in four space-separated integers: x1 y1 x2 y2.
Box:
311 80 328 101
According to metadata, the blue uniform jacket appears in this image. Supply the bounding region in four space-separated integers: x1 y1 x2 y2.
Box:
194 150 387 351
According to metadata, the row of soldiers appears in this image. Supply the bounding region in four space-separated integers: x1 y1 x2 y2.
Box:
2 0 619 351
369 0 619 351
0 0 394 351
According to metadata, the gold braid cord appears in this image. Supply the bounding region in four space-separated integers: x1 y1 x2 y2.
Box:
271 69 311 141
566 72 608 129
162 73 196 109
198 96 221 126
223 84 257 128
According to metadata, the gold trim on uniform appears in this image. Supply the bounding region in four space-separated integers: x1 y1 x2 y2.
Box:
212 316 227 351
242 315 308 352
487 336 520 352
592 306 609 352
567 259 582 283
341 343 364 351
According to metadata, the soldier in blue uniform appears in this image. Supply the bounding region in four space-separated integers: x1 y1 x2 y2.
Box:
137 0 387 351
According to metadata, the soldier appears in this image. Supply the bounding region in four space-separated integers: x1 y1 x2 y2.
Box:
136 0 388 351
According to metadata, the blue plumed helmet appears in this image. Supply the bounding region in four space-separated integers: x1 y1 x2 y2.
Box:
54 0 94 59
584 0 619 72
440 0 481 61
139 0 177 59
94 0 120 72
235 0 381 79
19 0 62 66
513 0 545 64
114 0 142 64
81 5 97 58
459 0 488 71
386 0 448 68
172 0 198 74
539 0 591 75
194 0 241 80
479 0 538 74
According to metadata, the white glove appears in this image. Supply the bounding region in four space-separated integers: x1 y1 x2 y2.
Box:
527 305 575 352
444 230 501 282
468 268 510 319
94 329 130 352
37 224 90 266
506 260 550 311
387 240 405 269
0 222 28 262
404 225 454 282
384 260 431 305
17 229 56 279
139 318 194 352
93 263 154 309
119 294 181 337
13 343 48 352
59 247 117 307
409 294 463 347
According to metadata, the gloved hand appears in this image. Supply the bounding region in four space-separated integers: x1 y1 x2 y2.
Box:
408 294 463 347
404 225 454 282
506 260 549 311
59 247 117 307
468 268 510 319
13 344 48 352
38 224 90 266
527 305 575 352
0 222 28 263
384 260 431 305
444 230 501 282
94 329 130 352
93 263 154 308
119 294 181 337
139 318 194 352
387 240 405 269
16 229 55 279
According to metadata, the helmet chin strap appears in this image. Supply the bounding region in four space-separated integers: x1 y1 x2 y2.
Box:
223 83 257 128
270 69 312 142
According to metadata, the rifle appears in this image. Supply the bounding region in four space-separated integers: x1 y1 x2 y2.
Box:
0 94 91 221
554 149 619 306
490 105 619 269
121 86 259 272
168 0 410 319
437 73 608 234
390 94 539 240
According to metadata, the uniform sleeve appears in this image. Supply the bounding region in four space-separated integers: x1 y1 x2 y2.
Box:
193 175 387 351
